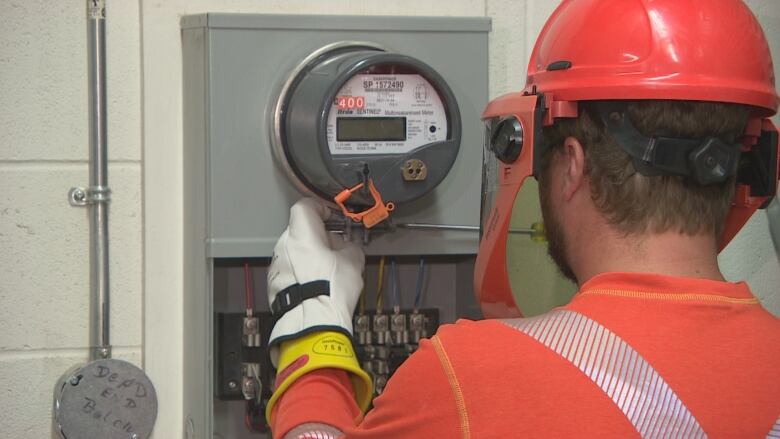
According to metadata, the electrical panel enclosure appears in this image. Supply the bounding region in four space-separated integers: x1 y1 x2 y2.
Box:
182 13 489 438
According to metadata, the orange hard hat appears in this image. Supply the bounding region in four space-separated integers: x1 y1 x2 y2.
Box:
475 0 780 318
526 0 778 115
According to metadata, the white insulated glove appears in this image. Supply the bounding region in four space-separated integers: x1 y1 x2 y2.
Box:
266 198 365 366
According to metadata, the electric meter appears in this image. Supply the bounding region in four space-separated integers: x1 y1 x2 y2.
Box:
272 42 462 212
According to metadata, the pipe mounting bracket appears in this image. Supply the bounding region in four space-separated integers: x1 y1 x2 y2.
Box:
68 186 112 207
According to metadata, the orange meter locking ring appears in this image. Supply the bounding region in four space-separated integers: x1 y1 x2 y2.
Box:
334 179 395 229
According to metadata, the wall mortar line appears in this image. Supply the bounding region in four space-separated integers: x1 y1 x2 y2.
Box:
0 345 142 361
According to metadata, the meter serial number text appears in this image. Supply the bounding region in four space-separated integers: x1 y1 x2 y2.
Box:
363 80 404 92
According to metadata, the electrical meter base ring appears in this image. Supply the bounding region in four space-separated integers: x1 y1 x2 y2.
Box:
274 42 463 210
270 41 389 201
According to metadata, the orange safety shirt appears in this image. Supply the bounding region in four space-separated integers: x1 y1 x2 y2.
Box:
271 272 780 438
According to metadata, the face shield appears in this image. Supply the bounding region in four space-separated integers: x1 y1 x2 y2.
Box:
476 93 579 318
723 118 780 246
475 93 779 319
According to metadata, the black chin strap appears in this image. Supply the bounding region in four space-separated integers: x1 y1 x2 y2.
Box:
595 102 741 185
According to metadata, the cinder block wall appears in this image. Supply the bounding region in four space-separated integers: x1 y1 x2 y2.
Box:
0 1 777 438
0 1 143 438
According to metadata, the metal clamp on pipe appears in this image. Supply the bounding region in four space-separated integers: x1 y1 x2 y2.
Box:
68 185 112 206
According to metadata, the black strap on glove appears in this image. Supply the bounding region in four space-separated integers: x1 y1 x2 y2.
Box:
271 280 331 317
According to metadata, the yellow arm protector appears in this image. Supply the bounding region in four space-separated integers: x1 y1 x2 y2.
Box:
265 330 374 424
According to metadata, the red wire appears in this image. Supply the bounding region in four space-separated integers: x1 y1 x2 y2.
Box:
244 262 254 312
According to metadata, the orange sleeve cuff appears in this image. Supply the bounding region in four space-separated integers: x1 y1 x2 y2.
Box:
271 369 363 439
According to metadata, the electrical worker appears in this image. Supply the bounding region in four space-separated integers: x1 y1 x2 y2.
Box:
265 0 780 437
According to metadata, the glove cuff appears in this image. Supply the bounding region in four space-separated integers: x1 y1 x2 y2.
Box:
265 330 373 424
268 297 355 366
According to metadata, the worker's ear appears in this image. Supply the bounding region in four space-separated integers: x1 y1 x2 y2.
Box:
561 136 587 201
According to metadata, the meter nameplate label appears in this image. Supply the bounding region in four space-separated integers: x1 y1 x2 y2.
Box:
327 74 448 155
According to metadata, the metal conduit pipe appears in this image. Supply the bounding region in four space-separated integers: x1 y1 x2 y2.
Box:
69 0 111 361
87 0 111 361
53 4 158 437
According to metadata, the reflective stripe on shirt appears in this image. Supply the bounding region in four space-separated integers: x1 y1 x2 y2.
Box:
285 422 343 439
768 416 780 438
502 309 707 439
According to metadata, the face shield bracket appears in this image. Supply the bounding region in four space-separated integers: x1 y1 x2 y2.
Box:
722 118 780 248
738 125 778 203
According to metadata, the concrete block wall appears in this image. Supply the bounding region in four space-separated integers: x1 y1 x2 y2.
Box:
0 1 777 438
0 1 143 438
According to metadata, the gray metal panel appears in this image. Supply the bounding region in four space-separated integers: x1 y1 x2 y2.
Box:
182 13 491 32
182 26 213 439
182 16 489 437
194 15 488 258
180 14 208 29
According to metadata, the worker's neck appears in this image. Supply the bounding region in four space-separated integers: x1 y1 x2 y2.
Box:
571 227 725 286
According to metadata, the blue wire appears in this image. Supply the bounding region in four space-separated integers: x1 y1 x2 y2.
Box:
414 257 425 309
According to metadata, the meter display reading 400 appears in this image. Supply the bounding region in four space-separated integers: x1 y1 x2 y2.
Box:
327 74 448 155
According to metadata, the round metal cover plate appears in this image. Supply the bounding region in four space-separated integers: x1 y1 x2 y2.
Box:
54 359 158 439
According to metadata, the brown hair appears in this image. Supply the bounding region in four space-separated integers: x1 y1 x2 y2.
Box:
540 100 750 236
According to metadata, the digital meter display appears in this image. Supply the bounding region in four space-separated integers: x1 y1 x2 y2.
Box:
337 117 407 142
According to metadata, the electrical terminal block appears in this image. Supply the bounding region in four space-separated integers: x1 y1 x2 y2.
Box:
391 311 409 345
373 313 390 345
409 311 426 343
375 374 389 395
354 314 372 345
362 345 376 374
240 363 262 401
373 359 389 376
242 316 261 347
215 312 273 410
353 308 439 397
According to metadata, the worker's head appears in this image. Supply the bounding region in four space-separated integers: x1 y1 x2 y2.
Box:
475 0 779 317
537 101 750 282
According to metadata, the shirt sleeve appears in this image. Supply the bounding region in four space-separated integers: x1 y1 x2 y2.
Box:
271 336 463 438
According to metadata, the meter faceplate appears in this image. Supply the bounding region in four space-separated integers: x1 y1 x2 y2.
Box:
277 45 462 207
327 73 448 156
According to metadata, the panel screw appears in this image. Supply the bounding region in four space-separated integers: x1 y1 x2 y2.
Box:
228 380 238 390
69 376 80 386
